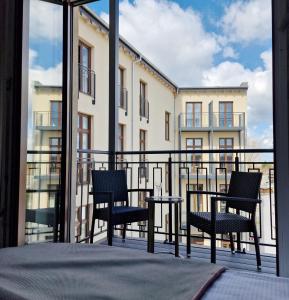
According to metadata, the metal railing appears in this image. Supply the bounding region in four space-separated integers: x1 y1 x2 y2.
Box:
140 96 149 120
76 148 276 256
179 112 245 130
119 87 128 114
79 64 96 104
34 111 62 129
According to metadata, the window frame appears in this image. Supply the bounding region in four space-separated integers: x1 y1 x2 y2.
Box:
49 137 62 175
139 80 147 118
219 101 234 128
186 102 202 128
77 113 91 183
219 138 234 173
186 138 203 173
165 111 170 141
78 41 92 95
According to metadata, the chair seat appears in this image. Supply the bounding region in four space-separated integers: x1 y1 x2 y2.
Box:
188 212 252 234
95 206 148 225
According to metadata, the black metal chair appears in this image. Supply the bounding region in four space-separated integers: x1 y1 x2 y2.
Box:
90 170 153 245
186 171 262 269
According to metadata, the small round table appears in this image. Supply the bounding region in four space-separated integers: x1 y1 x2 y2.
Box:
145 196 183 257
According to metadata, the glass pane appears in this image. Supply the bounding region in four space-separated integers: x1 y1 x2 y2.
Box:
186 139 193 147
186 103 193 113
220 103 225 113
195 139 202 147
82 133 88 149
82 116 88 129
25 0 63 244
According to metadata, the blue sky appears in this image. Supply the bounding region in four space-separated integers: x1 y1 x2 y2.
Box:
88 0 271 69
29 0 273 148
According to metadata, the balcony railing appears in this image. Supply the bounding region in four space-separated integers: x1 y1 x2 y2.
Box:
179 112 245 130
76 148 275 259
34 111 62 129
140 96 149 120
24 148 275 264
119 87 128 114
79 64 96 104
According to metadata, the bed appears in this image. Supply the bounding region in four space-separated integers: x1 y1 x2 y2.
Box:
0 243 288 300
0 243 224 300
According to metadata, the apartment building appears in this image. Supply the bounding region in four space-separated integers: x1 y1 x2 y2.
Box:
28 6 249 246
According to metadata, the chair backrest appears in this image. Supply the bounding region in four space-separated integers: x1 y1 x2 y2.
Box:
227 171 262 213
91 170 128 203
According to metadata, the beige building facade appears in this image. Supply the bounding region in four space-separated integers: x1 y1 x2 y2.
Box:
28 6 251 249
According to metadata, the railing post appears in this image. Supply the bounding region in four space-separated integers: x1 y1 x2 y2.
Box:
168 155 173 242
234 155 242 252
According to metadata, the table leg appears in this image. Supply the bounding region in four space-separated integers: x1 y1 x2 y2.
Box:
174 203 179 257
148 202 155 253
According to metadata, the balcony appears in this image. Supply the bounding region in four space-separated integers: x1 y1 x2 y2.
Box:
34 111 62 130
140 96 149 121
25 148 275 274
79 64 96 104
179 112 245 132
119 87 128 115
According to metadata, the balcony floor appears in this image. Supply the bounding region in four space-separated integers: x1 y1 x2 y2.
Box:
100 237 276 275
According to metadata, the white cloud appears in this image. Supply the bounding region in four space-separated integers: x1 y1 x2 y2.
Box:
30 0 63 41
221 0 272 44
29 49 62 86
101 0 219 85
202 49 273 144
222 46 239 59
29 63 63 86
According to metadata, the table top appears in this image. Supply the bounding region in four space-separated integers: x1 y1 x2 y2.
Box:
145 196 183 204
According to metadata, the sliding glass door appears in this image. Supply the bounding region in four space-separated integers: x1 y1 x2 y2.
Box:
25 0 63 243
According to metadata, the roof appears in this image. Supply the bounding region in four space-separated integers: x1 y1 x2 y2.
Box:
34 81 62 89
179 83 248 92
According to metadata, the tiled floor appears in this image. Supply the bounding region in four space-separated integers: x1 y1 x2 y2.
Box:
100 237 276 275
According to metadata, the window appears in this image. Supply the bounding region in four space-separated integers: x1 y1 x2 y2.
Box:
79 41 91 94
186 138 203 173
78 113 91 183
165 112 170 141
140 81 148 118
139 130 147 178
187 184 203 212
50 101 62 128
219 184 228 212
186 102 202 128
219 138 233 173
49 137 61 174
119 67 127 110
219 102 233 128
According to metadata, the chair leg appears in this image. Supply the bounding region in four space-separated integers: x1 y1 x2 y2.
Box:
107 221 113 246
211 233 216 263
253 225 261 269
122 224 127 241
186 224 191 257
229 233 235 254
90 214 95 244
